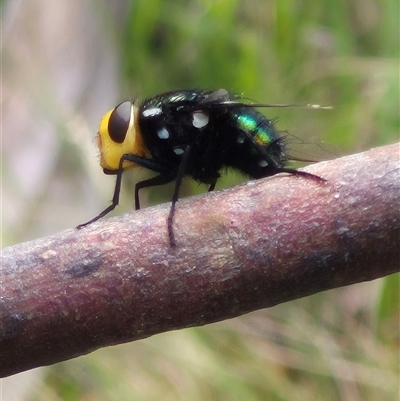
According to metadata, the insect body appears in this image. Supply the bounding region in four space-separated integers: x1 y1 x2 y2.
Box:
77 89 325 246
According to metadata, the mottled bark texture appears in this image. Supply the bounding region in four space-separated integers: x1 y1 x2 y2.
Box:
1 143 399 377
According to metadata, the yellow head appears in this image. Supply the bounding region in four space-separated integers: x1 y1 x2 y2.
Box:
97 101 148 172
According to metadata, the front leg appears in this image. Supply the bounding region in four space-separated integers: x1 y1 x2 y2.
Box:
77 154 171 228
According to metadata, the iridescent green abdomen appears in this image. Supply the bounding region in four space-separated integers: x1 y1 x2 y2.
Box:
221 108 287 178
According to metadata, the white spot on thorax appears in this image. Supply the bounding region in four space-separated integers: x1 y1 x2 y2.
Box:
142 107 162 118
174 147 184 155
258 160 268 167
157 127 170 139
192 111 209 128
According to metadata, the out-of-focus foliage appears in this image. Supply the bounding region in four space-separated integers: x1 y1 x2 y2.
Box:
2 0 398 400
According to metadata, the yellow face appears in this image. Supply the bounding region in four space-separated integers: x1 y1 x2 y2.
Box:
97 102 148 171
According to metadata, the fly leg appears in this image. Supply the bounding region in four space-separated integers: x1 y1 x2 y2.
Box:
77 154 169 229
167 146 191 247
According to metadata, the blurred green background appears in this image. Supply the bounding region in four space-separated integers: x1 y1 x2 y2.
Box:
2 0 399 400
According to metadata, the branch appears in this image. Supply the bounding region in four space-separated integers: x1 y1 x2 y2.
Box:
1 143 399 377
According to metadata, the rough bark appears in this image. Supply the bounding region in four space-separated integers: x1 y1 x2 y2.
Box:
1 143 399 377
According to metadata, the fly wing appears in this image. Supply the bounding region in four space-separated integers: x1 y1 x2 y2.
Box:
166 89 331 112
198 90 332 112
198 89 231 105
281 132 338 163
